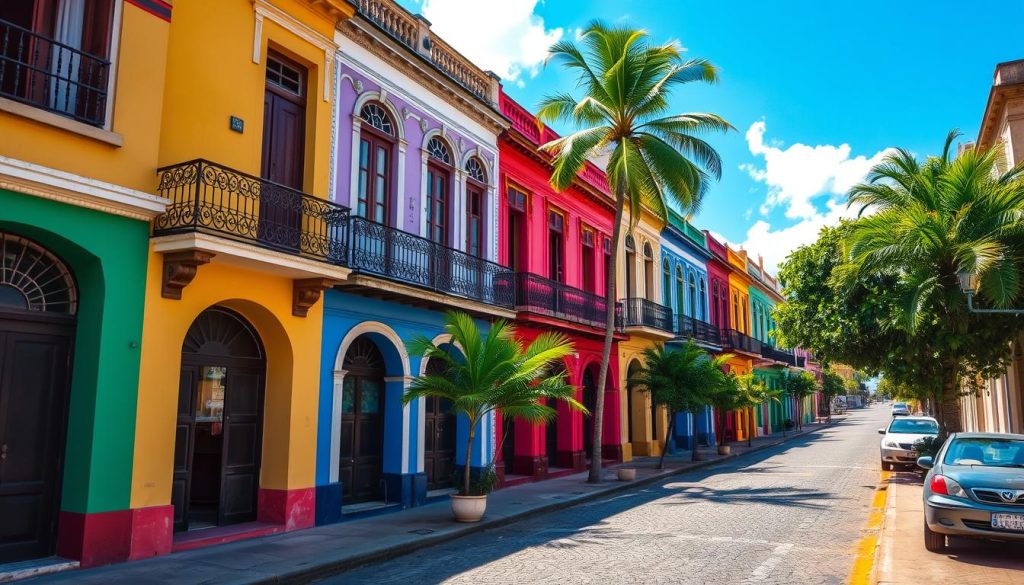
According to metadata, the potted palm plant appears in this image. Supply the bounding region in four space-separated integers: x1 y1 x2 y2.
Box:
404 312 583 522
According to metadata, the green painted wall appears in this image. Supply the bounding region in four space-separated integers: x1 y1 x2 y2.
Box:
0 188 150 514
755 368 786 432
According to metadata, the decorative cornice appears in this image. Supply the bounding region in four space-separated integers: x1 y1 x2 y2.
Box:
253 0 339 102
0 155 167 221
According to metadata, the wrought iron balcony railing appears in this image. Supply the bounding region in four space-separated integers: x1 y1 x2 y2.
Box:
760 344 797 367
723 329 762 355
620 298 674 332
675 314 723 346
515 272 620 328
349 217 515 308
0 18 110 126
154 160 350 262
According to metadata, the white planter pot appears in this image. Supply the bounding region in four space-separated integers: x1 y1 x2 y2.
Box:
617 468 636 481
718 445 731 456
450 494 487 522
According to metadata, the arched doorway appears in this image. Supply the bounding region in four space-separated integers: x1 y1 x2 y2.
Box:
0 233 76 563
173 307 266 532
423 357 455 490
626 359 645 452
581 367 597 459
340 336 386 503
545 362 567 469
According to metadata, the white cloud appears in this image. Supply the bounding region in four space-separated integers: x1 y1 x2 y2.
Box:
736 200 860 275
742 121 894 220
419 0 563 85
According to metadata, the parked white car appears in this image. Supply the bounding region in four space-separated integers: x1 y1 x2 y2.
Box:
879 416 940 470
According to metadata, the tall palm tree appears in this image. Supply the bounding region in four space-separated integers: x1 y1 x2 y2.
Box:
538 21 732 482
404 312 584 496
842 131 1024 433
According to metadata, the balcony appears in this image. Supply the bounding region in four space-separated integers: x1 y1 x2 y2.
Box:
760 344 797 367
723 329 762 356
348 217 514 308
0 18 110 127
620 298 674 333
154 160 350 262
674 314 723 347
515 273 618 329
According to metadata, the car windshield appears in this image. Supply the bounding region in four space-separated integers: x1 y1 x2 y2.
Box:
888 419 938 434
893 403 908 409
943 437 1024 467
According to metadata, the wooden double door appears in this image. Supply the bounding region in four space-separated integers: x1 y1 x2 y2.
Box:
259 53 306 252
423 358 455 490
0 315 73 564
339 337 385 504
172 309 266 532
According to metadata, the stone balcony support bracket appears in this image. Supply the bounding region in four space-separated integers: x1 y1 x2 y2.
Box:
161 250 215 300
293 278 340 317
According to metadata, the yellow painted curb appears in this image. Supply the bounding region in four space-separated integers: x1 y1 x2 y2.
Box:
848 470 891 585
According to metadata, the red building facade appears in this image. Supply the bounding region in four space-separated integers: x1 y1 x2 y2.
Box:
496 91 624 483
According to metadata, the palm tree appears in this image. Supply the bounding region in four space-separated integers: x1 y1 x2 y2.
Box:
538 21 732 482
404 312 584 497
733 373 777 447
842 131 1024 433
708 371 743 451
627 342 725 466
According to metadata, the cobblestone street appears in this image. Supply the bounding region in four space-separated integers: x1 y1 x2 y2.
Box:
326 407 889 585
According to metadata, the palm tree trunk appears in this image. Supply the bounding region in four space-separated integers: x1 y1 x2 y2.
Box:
940 367 963 434
658 412 675 470
589 191 625 484
463 417 477 496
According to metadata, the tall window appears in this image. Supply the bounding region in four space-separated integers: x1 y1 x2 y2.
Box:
643 243 655 301
581 227 596 292
661 259 671 307
506 185 526 271
426 137 452 245
732 292 740 332
465 157 486 257
712 282 720 325
699 277 707 321
675 266 685 318
548 210 565 282
688 273 697 318
357 103 395 224
624 235 636 299
742 299 748 334
719 282 729 329
603 237 612 295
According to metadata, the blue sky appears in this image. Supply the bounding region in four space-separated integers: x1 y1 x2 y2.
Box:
400 0 1024 272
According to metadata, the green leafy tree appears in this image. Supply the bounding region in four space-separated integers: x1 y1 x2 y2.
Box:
708 371 743 448
783 372 818 431
841 131 1024 432
820 369 845 422
404 312 584 496
538 22 732 482
627 342 726 466
733 374 776 447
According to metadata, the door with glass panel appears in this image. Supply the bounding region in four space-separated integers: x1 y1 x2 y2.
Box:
339 337 385 503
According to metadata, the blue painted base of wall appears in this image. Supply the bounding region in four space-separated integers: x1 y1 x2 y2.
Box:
382 472 428 507
315 483 343 525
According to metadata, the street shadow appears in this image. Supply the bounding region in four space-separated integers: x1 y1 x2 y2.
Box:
658 484 835 510
943 537 1024 569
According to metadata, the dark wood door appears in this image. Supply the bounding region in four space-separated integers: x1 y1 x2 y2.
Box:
171 365 198 531
0 321 72 564
218 368 264 525
545 403 558 469
582 370 596 459
339 376 384 503
424 396 455 490
259 55 306 252
501 414 516 475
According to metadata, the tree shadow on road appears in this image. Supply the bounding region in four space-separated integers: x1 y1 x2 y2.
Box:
657 484 836 510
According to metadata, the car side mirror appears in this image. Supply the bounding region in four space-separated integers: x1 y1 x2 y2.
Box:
916 456 934 470
878 428 886 435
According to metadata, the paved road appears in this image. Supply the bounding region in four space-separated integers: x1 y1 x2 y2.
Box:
322 406 890 585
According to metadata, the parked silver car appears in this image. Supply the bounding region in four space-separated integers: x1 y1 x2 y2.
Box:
918 432 1024 551
879 416 939 470
891 402 911 416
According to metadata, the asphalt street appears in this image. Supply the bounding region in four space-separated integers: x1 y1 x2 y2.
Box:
322 405 891 585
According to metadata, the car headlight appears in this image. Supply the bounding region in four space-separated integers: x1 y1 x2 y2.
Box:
884 440 900 448
930 474 967 498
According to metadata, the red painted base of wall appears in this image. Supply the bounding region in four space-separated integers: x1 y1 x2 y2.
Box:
257 487 315 531
128 505 174 560
56 509 132 568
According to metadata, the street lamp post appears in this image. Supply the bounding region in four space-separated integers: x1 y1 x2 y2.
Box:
957 269 1024 315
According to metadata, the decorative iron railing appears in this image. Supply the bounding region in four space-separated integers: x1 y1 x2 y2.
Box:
515 272 620 328
723 329 762 355
154 160 350 262
348 216 515 307
761 344 797 367
621 298 674 332
0 18 110 127
675 314 723 346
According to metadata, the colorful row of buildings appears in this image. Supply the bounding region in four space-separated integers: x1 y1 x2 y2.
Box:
0 0 820 571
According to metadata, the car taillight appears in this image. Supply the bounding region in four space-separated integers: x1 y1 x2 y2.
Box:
930 475 949 495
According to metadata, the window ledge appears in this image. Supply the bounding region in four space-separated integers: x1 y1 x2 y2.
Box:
0 96 123 147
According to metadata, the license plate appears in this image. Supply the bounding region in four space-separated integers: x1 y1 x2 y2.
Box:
992 513 1024 531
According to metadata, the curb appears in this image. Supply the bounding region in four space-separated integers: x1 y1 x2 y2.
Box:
260 424 828 584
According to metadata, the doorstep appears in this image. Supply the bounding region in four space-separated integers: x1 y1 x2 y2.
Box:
0 557 77 582
171 522 284 553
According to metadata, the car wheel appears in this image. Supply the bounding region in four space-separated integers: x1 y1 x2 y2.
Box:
881 460 892 471
923 520 945 552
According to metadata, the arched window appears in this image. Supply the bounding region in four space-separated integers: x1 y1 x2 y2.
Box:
662 259 671 307
675 266 685 318
711 281 720 325
624 235 636 299
732 291 739 331
688 272 697 318
753 305 761 339
643 242 655 301
698 277 707 321
465 156 487 257
426 136 453 245
357 102 396 224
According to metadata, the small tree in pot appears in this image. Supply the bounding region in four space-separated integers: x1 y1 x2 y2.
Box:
404 312 583 522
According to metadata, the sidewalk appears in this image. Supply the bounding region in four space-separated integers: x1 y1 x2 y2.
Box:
873 470 1024 585
25 423 830 585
